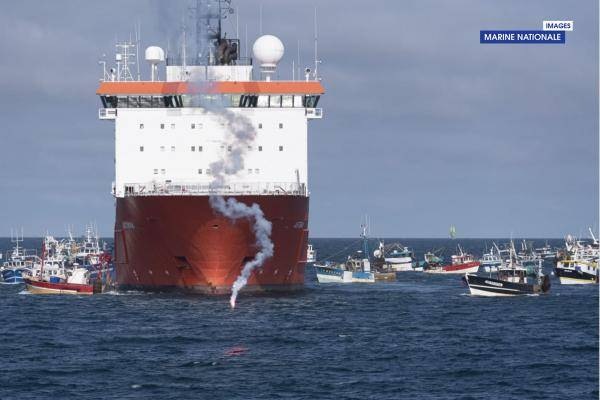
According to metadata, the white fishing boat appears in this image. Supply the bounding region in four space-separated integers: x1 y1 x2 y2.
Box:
314 257 375 283
315 223 375 283
306 244 317 264
480 243 502 272
375 242 416 272
555 229 599 284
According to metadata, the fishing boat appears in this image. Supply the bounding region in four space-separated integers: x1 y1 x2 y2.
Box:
0 231 36 284
375 242 416 272
534 241 555 260
419 251 443 271
314 258 375 283
554 229 599 284
424 245 480 274
306 244 317 264
24 268 95 295
464 242 551 296
367 238 396 280
314 224 375 283
555 258 598 284
480 243 502 272
24 238 96 295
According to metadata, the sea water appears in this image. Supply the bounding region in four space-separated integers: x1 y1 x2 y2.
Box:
0 238 597 399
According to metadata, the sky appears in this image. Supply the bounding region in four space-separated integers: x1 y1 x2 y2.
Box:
0 0 597 238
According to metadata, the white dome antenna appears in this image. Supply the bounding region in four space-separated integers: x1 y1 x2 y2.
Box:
145 46 165 81
252 35 284 81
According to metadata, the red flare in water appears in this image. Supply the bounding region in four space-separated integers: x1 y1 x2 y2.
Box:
224 346 248 356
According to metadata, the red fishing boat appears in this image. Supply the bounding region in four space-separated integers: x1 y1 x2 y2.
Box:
424 245 480 274
24 274 94 295
24 241 96 295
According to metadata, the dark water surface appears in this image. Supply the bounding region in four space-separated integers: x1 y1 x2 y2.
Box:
0 238 597 399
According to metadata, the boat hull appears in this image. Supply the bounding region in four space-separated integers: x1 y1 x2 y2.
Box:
388 262 414 272
114 195 309 294
464 274 550 297
1 268 28 284
24 278 94 295
374 271 396 281
425 261 480 274
314 265 375 283
555 265 598 285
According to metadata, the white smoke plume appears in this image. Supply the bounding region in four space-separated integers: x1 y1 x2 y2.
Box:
209 196 274 308
197 94 274 308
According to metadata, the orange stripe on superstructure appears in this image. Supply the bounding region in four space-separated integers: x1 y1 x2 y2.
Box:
96 81 325 95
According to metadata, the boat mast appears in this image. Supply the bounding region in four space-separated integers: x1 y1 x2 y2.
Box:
361 220 369 261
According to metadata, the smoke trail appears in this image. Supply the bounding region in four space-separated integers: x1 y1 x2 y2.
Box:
209 196 273 308
197 94 274 308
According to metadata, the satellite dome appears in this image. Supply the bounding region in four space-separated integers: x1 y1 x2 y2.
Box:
145 46 165 63
252 35 284 67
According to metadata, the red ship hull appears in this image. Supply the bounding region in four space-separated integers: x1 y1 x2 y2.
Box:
114 195 309 294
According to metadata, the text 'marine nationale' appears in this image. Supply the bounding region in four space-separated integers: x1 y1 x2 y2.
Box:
480 30 565 44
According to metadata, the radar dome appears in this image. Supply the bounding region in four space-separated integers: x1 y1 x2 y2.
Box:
252 35 284 66
145 46 165 63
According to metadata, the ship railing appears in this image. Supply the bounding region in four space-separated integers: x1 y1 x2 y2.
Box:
166 56 253 66
98 108 117 120
121 181 307 197
306 108 323 119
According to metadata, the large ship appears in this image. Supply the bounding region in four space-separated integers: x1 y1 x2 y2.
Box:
97 1 324 294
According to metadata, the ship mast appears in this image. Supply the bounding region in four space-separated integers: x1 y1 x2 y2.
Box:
191 0 234 65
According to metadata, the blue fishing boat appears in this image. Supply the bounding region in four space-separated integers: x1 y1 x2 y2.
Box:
1 231 35 284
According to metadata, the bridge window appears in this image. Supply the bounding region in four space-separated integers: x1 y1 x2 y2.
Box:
258 146 263 152
198 169 202 174
139 124 144 129
191 146 195 152
239 95 258 107
279 146 283 151
282 95 293 107
160 123 165 130
303 95 320 108
258 123 263 129
271 95 282 107
199 146 203 152
257 96 269 107
139 146 144 152
279 123 283 129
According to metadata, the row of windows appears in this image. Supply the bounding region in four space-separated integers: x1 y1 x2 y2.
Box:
139 145 283 152
102 94 320 109
138 122 284 130
152 168 262 175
